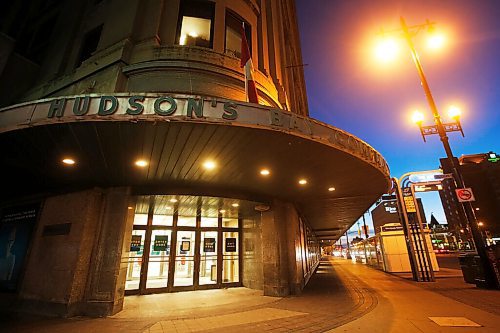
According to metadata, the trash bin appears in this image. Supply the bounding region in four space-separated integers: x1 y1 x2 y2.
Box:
458 253 476 284
472 255 487 288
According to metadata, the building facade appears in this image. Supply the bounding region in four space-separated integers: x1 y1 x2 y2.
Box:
440 153 500 246
0 0 390 317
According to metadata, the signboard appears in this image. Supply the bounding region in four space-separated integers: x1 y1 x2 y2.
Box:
456 188 476 202
402 187 417 213
130 235 142 252
433 173 453 180
180 240 191 252
0 203 39 291
153 235 168 251
381 224 404 232
225 238 237 252
203 238 216 253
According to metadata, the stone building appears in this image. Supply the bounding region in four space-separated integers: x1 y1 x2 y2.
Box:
0 0 390 317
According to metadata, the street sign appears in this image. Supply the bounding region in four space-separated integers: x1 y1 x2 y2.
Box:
456 188 476 202
402 187 417 212
433 173 453 180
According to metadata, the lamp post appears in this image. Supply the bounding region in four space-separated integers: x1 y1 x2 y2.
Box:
389 17 498 288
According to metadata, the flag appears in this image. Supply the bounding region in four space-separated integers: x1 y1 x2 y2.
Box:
240 24 259 103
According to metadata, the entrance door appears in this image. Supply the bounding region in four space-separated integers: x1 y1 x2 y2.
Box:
125 195 243 295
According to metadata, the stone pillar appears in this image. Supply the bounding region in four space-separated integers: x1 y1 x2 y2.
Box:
17 187 133 317
83 187 134 317
18 189 104 316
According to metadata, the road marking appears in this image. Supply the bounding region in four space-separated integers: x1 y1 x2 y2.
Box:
429 317 481 327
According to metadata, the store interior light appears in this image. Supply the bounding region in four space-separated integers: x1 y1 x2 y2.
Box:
328 187 336 192
170 198 178 203
298 179 307 185
231 203 239 207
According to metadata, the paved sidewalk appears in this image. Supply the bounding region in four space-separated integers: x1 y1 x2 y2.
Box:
2 256 500 332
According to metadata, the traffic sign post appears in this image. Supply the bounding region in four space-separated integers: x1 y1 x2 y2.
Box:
456 188 475 202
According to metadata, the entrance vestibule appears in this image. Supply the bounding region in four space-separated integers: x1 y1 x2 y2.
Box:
125 195 241 294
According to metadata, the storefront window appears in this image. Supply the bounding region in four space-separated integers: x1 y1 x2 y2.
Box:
178 0 214 48
225 10 251 58
200 231 217 285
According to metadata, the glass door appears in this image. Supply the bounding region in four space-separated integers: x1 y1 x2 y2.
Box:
146 229 172 290
173 230 196 288
125 229 146 292
199 231 218 286
223 231 239 284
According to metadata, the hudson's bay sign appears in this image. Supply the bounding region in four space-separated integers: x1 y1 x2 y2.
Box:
0 94 389 175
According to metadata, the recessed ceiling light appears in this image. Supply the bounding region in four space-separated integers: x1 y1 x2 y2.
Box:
298 179 307 185
475 208 480 211
328 187 336 192
231 203 239 207
203 160 216 170
62 158 76 165
170 198 178 203
127 206 134 210
135 159 148 167
260 169 270 176
219 209 226 213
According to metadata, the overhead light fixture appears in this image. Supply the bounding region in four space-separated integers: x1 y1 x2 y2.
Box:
219 209 226 214
203 160 216 170
231 203 239 207
170 198 178 203
260 169 270 176
62 158 76 165
328 187 336 192
135 159 148 167
127 206 134 210
298 179 307 185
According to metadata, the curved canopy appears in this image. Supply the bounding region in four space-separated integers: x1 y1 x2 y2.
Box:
0 94 390 240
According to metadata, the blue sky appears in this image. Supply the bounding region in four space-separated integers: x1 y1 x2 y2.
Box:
296 0 500 238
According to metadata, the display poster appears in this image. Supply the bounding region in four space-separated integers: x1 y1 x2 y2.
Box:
181 240 191 252
203 238 216 252
130 235 142 252
0 203 39 291
225 238 237 252
153 235 168 251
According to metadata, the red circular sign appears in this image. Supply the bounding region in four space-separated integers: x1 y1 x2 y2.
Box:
457 189 472 200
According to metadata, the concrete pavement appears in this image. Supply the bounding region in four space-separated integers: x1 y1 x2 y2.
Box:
2 256 499 332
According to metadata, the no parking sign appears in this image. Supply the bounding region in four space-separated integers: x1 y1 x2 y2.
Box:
455 188 475 202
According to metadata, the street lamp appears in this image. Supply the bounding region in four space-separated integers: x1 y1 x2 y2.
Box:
380 17 498 289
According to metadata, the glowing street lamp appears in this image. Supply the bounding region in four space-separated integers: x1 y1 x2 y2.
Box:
378 17 499 289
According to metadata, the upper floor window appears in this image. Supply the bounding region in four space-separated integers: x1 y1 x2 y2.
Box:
77 25 103 67
225 10 251 59
177 0 215 48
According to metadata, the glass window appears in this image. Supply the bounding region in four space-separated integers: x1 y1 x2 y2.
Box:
201 216 218 228
133 196 149 225
222 218 238 228
225 10 251 58
178 0 214 48
177 215 197 227
152 196 174 226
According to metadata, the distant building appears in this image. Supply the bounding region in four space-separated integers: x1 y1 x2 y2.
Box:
440 152 500 243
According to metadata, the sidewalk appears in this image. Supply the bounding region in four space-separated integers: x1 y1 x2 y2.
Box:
2 256 500 332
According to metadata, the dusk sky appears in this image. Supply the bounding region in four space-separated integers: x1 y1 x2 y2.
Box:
296 0 500 232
